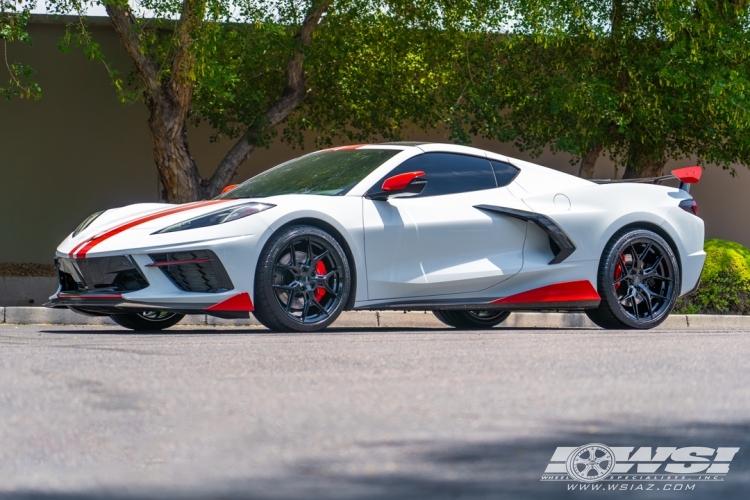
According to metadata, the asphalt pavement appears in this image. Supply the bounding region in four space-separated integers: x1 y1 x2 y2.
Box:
1 324 748 499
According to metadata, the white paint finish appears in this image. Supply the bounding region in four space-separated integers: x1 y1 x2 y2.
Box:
509 157 593 195
362 188 528 300
553 193 571 210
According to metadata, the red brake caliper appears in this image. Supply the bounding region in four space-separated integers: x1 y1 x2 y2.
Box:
614 254 624 290
314 260 327 302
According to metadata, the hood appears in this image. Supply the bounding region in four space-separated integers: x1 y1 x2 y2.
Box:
64 199 251 258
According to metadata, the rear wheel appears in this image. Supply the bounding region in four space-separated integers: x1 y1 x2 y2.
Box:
586 229 680 329
433 310 511 329
253 225 352 332
110 311 185 331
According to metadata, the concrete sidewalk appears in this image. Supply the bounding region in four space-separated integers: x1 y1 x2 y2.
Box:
0 306 748 329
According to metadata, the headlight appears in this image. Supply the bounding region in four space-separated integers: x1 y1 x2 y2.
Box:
72 211 105 237
154 202 275 234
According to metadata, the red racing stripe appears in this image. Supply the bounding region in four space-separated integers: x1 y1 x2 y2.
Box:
71 200 228 259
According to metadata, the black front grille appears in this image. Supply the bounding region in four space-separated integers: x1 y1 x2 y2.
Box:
56 256 150 293
149 250 233 293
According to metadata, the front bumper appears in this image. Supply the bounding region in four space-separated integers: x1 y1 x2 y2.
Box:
47 236 259 318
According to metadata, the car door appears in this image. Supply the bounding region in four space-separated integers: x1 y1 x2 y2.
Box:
362 152 531 301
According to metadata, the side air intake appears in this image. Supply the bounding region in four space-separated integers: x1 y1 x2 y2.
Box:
147 250 234 293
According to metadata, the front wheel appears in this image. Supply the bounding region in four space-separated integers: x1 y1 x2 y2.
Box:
110 311 185 331
253 225 352 332
433 310 511 329
586 228 681 329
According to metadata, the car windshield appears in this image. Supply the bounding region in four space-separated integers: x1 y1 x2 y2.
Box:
218 149 401 198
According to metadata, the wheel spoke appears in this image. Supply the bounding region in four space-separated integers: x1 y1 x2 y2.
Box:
289 242 298 266
639 289 654 317
306 237 313 265
272 284 296 291
638 242 652 261
310 295 329 318
618 254 629 273
322 268 340 280
323 283 339 298
301 295 311 319
285 292 295 313
647 273 672 282
614 274 629 286
312 249 330 265
644 254 664 274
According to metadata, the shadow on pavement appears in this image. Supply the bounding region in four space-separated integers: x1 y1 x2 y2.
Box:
3 420 748 499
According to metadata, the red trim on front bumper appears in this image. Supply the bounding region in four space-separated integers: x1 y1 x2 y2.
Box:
492 280 600 305
146 257 213 267
205 292 254 312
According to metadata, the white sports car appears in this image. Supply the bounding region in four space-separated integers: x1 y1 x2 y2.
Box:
47 142 705 332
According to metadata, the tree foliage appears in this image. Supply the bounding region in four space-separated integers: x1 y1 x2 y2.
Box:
457 0 750 178
676 239 750 314
1 0 41 99
45 0 472 202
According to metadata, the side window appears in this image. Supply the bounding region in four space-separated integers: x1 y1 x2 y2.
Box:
370 152 497 198
491 161 520 187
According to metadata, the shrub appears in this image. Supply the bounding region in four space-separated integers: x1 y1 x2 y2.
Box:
674 239 750 315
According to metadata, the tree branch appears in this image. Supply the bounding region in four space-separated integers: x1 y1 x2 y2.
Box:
105 1 160 99
207 0 332 195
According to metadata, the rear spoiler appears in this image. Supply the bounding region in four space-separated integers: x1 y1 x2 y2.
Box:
591 166 702 193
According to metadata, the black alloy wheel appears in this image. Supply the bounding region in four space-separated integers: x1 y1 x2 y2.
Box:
586 229 681 329
110 311 185 331
254 225 351 332
433 309 511 329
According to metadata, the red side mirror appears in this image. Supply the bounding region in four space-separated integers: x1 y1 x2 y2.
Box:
382 171 426 191
221 184 240 194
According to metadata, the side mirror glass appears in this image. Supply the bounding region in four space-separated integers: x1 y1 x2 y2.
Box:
368 171 426 201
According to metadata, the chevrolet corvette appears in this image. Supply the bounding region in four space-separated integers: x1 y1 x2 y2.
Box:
46 142 705 331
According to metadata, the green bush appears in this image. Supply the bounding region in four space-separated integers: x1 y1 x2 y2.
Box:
675 239 750 315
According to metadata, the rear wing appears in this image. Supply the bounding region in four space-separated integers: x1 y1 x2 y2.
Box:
591 166 702 193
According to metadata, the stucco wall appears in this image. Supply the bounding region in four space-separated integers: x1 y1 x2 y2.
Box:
1 19 747 264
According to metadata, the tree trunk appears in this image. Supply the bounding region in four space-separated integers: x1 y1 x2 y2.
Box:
578 145 603 178
105 1 331 204
149 101 206 203
622 149 666 179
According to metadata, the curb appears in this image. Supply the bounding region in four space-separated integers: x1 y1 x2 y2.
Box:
1 307 750 329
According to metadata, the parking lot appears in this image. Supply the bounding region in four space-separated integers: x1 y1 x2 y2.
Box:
1 324 748 499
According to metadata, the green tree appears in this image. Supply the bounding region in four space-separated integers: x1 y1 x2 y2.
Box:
460 0 750 178
45 0 468 202
1 0 41 99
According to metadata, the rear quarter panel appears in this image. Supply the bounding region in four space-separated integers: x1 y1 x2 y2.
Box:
521 183 704 294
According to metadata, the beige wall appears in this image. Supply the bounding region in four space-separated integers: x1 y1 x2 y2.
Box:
1 20 748 263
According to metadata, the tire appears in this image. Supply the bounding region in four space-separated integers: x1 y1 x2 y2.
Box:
110 311 185 331
433 309 511 329
586 228 681 329
253 225 352 332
